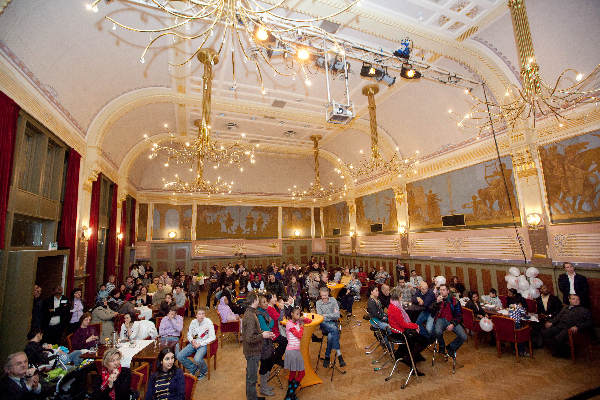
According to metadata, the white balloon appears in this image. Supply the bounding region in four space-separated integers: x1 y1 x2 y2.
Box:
509 267 520 277
525 267 539 278
518 280 530 291
504 274 511 282
507 276 518 289
479 317 493 332
528 287 540 299
531 277 543 289
435 276 446 286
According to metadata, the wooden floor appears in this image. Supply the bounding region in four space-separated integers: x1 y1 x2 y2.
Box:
186 296 600 400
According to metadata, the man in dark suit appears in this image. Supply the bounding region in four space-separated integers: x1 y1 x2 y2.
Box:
557 262 589 306
30 285 44 331
0 352 42 400
43 286 69 345
536 285 563 320
542 293 592 357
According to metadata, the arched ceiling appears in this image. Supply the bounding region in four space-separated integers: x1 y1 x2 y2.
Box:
0 0 598 199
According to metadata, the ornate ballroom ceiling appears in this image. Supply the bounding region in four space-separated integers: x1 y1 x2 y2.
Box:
0 0 598 201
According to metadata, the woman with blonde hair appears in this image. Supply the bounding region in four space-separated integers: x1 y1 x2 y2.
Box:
93 348 132 400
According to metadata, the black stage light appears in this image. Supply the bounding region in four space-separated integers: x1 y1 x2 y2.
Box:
360 62 379 77
400 63 421 79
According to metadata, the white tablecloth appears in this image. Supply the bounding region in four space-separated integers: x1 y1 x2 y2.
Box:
117 339 154 368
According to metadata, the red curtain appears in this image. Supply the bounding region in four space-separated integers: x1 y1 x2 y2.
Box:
58 149 81 294
85 175 101 306
129 197 136 246
0 92 20 249
104 183 118 283
118 199 126 280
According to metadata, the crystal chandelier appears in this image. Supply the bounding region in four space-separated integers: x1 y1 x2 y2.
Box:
345 84 419 181
89 0 361 90
148 48 256 193
459 0 600 134
290 135 346 202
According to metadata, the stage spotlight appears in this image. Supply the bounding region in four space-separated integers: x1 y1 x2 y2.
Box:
360 63 376 77
400 63 421 79
375 67 396 86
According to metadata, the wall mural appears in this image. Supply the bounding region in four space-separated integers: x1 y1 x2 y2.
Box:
137 203 148 242
196 205 278 239
314 207 322 238
407 156 520 230
323 201 349 236
282 207 312 238
152 204 193 240
356 188 398 233
540 131 600 223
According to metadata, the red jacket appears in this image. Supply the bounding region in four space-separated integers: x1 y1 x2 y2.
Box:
388 303 418 333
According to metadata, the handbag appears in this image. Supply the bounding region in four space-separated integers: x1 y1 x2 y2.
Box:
260 338 274 360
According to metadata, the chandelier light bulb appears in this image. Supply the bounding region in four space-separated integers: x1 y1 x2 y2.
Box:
256 26 269 41
297 48 310 61
576 73 583 81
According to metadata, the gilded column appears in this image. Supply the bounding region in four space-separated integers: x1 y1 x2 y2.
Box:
310 207 315 238
278 206 282 239
147 203 154 241
191 202 197 241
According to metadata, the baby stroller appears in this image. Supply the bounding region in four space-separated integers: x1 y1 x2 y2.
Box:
49 363 94 400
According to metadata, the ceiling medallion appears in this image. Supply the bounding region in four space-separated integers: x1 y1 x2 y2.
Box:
148 48 256 194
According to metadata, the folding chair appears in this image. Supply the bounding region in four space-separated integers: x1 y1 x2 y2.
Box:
384 327 420 389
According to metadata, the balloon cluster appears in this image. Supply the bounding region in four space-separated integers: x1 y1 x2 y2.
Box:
504 266 543 299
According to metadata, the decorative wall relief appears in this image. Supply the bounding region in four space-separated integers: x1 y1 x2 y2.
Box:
323 201 349 236
281 207 312 238
539 131 600 223
195 205 278 239
152 204 193 240
407 156 520 230
355 188 398 234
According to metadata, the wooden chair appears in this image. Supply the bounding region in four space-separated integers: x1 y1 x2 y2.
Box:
498 295 508 308
180 324 219 380
177 299 189 318
219 319 240 345
130 369 144 396
184 373 198 400
569 329 593 363
491 315 532 362
66 333 74 351
113 314 125 337
461 307 482 349
525 298 537 313
155 317 164 334
132 362 150 399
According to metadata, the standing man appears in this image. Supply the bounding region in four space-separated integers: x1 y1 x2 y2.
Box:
176 309 215 379
242 292 275 400
31 285 44 331
316 287 345 368
557 262 589 307
43 286 69 345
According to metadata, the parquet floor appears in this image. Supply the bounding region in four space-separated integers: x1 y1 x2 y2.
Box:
185 295 600 400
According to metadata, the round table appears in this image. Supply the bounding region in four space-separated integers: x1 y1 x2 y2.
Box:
282 313 324 389
327 283 345 299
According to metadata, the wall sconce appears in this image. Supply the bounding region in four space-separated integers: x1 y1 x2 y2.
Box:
82 226 92 241
294 230 300 237
349 230 355 237
526 213 543 229
117 232 124 241
168 231 177 239
398 225 407 235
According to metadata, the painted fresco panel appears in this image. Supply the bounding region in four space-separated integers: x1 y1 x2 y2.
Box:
539 131 600 223
282 207 311 238
314 208 322 238
355 188 398 233
323 201 349 236
152 204 192 240
195 205 278 239
407 156 520 230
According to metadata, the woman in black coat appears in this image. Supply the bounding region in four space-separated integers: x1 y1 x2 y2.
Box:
94 348 132 400
465 291 486 318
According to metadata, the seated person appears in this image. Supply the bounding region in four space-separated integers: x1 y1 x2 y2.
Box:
176 309 215 379
315 287 345 368
318 272 330 289
145 348 185 400
217 296 240 323
338 273 362 316
432 284 467 359
542 293 592 358
379 284 391 310
25 327 82 368
409 270 423 287
449 276 466 298
396 278 415 303
92 298 118 342
0 352 42 398
93 348 132 400
173 285 187 309
506 288 528 310
117 298 136 316
152 282 167 306
247 274 265 292
465 291 486 318
374 266 390 285
136 286 152 307
71 312 99 350
158 307 183 342
265 273 284 298
158 293 175 317
339 268 352 287
96 284 109 304
333 268 342 283
536 285 562 320
387 288 427 375
412 281 437 339
147 277 159 293
119 313 158 341
367 286 389 331
306 272 321 304
481 288 503 309
107 290 124 312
